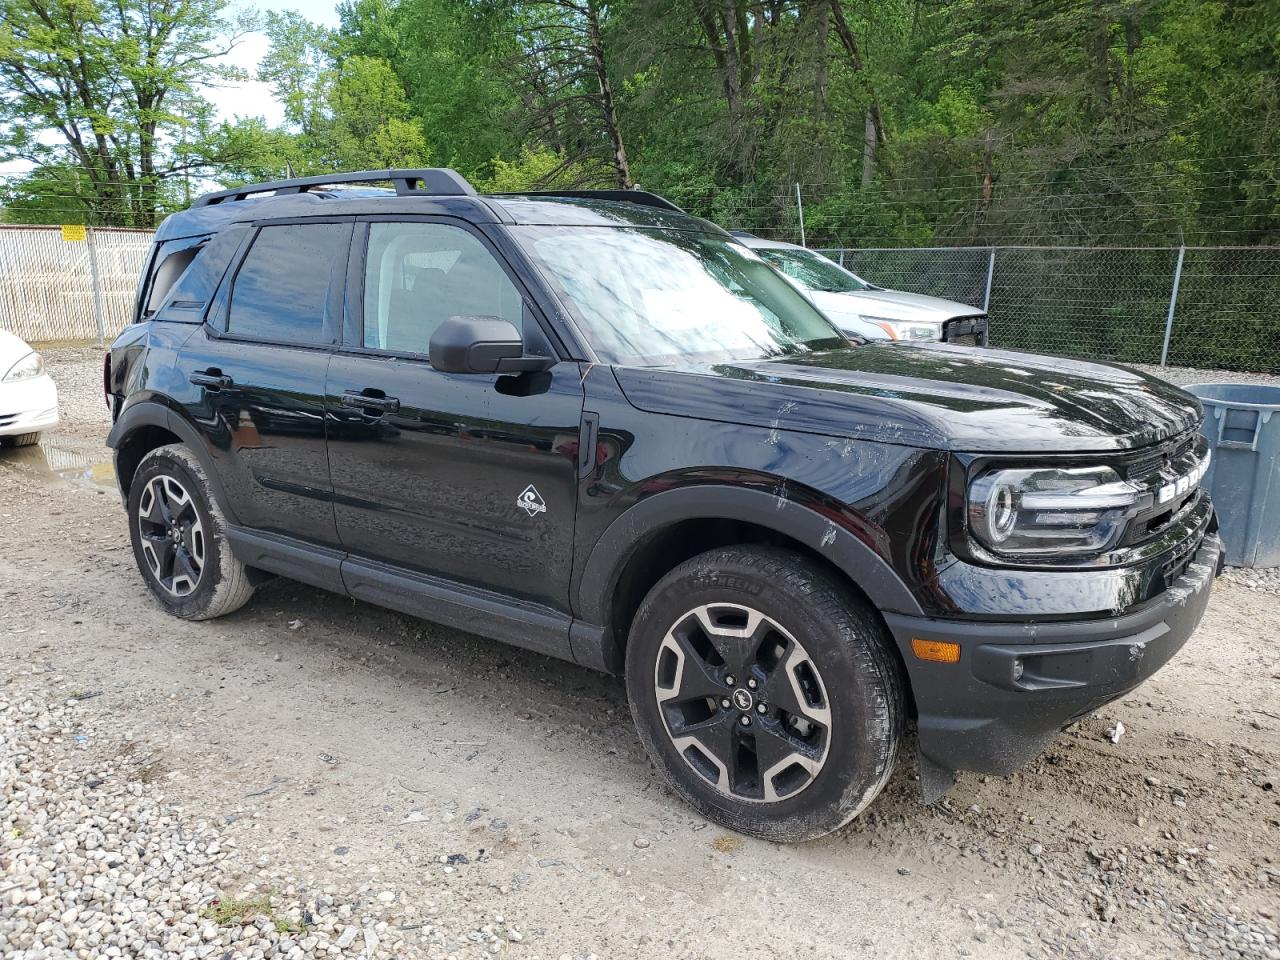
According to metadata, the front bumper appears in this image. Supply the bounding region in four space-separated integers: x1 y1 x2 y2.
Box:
0 374 59 437
884 530 1222 797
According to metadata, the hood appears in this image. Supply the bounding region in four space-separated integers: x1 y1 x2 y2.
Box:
809 289 984 324
0 329 37 370
614 342 1202 453
804 295 893 340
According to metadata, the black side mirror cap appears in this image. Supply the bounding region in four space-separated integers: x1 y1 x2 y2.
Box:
429 315 554 375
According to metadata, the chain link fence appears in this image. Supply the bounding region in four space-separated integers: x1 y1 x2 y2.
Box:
821 245 1280 375
0 225 152 343
0 223 1275 375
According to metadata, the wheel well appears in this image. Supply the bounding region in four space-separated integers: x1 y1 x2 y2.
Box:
605 518 914 714
114 425 181 496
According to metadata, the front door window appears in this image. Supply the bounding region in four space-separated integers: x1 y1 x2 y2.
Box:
362 222 524 355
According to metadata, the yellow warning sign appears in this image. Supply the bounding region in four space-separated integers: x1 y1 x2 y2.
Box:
61 224 87 242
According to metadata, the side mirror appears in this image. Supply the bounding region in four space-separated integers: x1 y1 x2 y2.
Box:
429 315 553 375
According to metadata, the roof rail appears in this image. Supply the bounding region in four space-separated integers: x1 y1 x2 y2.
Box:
728 230 760 238
193 168 477 207
491 188 684 213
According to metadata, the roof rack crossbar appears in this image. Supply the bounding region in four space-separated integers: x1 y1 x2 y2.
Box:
193 168 477 207
491 189 684 213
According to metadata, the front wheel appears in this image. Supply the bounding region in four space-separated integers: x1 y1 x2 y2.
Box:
625 546 904 842
127 444 255 620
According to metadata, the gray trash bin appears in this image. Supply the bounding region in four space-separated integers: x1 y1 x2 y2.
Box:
1186 383 1280 568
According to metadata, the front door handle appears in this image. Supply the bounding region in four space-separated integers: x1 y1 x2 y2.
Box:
190 370 233 390
342 390 400 414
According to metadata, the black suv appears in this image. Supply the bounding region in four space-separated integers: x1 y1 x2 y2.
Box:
106 169 1222 841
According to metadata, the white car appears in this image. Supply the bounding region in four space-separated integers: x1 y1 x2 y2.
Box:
0 330 59 447
732 232 989 345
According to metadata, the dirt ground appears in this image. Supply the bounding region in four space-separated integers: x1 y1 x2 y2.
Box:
2 346 1278 960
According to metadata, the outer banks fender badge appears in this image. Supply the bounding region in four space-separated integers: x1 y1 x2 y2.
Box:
517 484 546 517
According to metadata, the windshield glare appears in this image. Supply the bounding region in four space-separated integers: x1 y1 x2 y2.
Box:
759 248 871 294
514 226 847 366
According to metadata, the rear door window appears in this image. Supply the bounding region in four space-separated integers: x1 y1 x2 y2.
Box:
228 223 349 345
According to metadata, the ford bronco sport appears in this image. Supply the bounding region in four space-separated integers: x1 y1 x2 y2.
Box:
105 169 1222 841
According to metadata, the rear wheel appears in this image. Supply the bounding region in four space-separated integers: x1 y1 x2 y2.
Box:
625 545 904 841
127 444 254 620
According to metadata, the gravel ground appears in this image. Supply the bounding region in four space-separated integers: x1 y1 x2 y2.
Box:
1221 565 1280 597
1134 363 1280 389
1 346 1278 960
2 679 480 959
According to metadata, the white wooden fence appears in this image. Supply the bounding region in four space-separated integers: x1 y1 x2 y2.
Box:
0 225 153 343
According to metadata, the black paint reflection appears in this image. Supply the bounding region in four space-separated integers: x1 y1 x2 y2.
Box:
616 341 1201 453
325 355 585 612
175 327 337 543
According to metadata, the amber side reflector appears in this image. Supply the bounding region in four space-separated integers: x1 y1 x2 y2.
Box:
911 638 961 664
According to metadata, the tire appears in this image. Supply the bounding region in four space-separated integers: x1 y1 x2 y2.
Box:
127 444 255 620
4 432 40 447
625 545 904 842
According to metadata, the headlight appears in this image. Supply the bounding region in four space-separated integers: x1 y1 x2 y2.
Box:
968 466 1150 557
2 351 45 382
866 317 942 341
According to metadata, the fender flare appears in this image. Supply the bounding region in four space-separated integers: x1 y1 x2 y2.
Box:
574 484 926 632
106 400 241 526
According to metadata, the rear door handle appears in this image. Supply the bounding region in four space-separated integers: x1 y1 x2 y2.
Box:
342 390 400 414
190 370 233 390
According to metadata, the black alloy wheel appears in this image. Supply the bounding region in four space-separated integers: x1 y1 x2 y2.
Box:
654 602 832 803
136 473 206 598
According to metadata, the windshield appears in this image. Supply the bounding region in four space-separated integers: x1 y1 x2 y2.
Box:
758 248 872 294
513 226 847 366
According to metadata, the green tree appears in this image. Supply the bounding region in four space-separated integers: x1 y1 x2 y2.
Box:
258 13 428 173
504 0 633 186
338 0 521 174
328 56 428 169
0 0 258 225
259 10 334 141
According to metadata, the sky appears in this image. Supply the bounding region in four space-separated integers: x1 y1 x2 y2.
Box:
0 0 340 178
206 0 341 127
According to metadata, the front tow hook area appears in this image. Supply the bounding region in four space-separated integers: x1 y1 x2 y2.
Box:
887 532 1222 802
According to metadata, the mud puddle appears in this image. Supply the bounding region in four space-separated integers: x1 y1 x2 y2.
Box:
0 440 116 492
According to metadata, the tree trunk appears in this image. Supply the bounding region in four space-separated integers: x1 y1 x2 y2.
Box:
813 0 830 123
861 108 876 187
138 115 159 228
733 0 754 91
975 126 994 236
720 3 742 117
585 1 630 187
832 2 886 183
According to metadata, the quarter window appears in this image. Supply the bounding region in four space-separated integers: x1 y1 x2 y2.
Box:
155 227 249 317
362 221 523 353
228 223 348 344
142 235 211 318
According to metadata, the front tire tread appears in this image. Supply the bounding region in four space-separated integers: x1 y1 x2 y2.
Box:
625 544 905 842
129 444 255 621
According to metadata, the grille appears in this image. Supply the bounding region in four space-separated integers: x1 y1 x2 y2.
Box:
1115 430 1210 548
1125 432 1198 485
0 413 17 427
943 315 989 346
1160 526 1205 588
